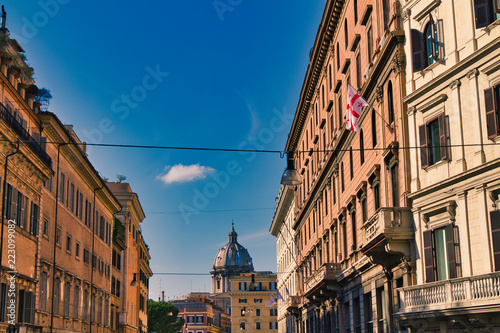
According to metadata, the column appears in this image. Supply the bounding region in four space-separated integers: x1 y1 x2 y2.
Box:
467 69 485 167
457 191 472 276
449 79 466 172
407 106 419 191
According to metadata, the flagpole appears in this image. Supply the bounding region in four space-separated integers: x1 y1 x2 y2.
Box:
367 103 394 134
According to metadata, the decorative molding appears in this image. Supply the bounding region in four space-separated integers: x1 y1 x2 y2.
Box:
402 8 411 22
413 0 441 22
481 59 500 76
392 50 406 73
467 68 479 80
407 106 417 116
376 86 384 103
449 79 461 90
418 94 447 113
447 200 457 222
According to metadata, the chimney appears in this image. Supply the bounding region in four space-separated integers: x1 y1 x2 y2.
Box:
162 291 165 302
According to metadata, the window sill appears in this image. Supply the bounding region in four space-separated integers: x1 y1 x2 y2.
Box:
423 158 449 171
421 59 444 75
491 135 500 143
483 19 500 33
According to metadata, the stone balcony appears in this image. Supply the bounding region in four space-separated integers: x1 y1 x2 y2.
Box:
285 296 302 316
397 272 500 316
303 263 342 301
361 207 414 269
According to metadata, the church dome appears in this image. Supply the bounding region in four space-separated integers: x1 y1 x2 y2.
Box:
213 226 253 270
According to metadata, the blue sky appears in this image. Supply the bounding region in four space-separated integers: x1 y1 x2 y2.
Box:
5 1 325 300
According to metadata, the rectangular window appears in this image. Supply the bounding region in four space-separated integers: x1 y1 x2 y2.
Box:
76 242 81 259
63 282 71 317
74 285 80 319
197 316 203 323
40 272 47 311
491 210 500 271
18 290 34 324
45 176 53 192
419 113 447 168
269 282 276 290
239 282 247 291
256 309 261 316
188 316 195 323
254 298 263 303
29 202 39 236
100 216 105 241
59 172 65 203
373 183 380 210
68 182 75 212
83 248 90 264
270 322 278 330
364 292 373 333
56 228 62 246
423 224 457 282
83 289 89 321
474 0 500 28
54 278 61 315
351 209 357 250
239 298 247 303
256 322 261 330
43 218 49 238
270 308 277 316
66 234 72 253
390 164 399 207
85 200 92 228
377 288 387 333
485 84 500 139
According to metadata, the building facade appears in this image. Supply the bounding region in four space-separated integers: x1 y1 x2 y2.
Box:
0 17 53 333
269 186 298 333
173 293 230 333
107 182 152 333
211 226 254 295
0 10 152 333
395 0 500 331
228 272 278 333
278 0 416 332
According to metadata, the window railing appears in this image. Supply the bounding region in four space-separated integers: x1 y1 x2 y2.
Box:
0 101 52 168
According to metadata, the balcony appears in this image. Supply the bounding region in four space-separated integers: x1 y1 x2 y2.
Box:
397 272 500 316
361 207 414 269
303 263 342 301
285 296 301 316
0 102 52 168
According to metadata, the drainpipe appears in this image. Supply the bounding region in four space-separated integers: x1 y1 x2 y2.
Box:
0 141 19 277
90 184 103 333
50 143 66 333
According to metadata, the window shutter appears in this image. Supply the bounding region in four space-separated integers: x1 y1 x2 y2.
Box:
24 292 33 323
411 29 425 72
491 210 500 271
423 230 435 282
438 113 447 160
445 224 457 279
474 0 492 28
429 14 438 61
485 87 499 139
419 124 429 168
496 0 500 13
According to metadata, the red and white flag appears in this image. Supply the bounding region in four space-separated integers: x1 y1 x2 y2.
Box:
345 83 369 132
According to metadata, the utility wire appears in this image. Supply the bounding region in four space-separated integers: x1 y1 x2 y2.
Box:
1 138 497 155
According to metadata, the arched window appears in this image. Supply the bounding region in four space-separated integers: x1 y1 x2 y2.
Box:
349 147 354 179
372 109 377 147
360 130 365 165
388 81 395 124
341 162 345 192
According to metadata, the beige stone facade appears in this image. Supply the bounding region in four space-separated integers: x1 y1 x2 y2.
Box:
227 272 278 333
396 0 500 331
270 186 298 333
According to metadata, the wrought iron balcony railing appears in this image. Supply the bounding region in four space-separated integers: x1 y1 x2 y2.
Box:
0 101 52 168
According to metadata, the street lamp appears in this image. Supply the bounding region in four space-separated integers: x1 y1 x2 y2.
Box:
280 151 302 186
130 273 138 287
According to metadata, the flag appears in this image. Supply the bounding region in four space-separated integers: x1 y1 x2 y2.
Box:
345 83 369 132
284 285 290 297
265 295 277 307
277 290 284 301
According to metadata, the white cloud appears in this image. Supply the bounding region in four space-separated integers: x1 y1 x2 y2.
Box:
157 164 215 185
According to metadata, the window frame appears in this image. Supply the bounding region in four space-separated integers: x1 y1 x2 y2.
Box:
485 83 500 139
419 113 448 168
